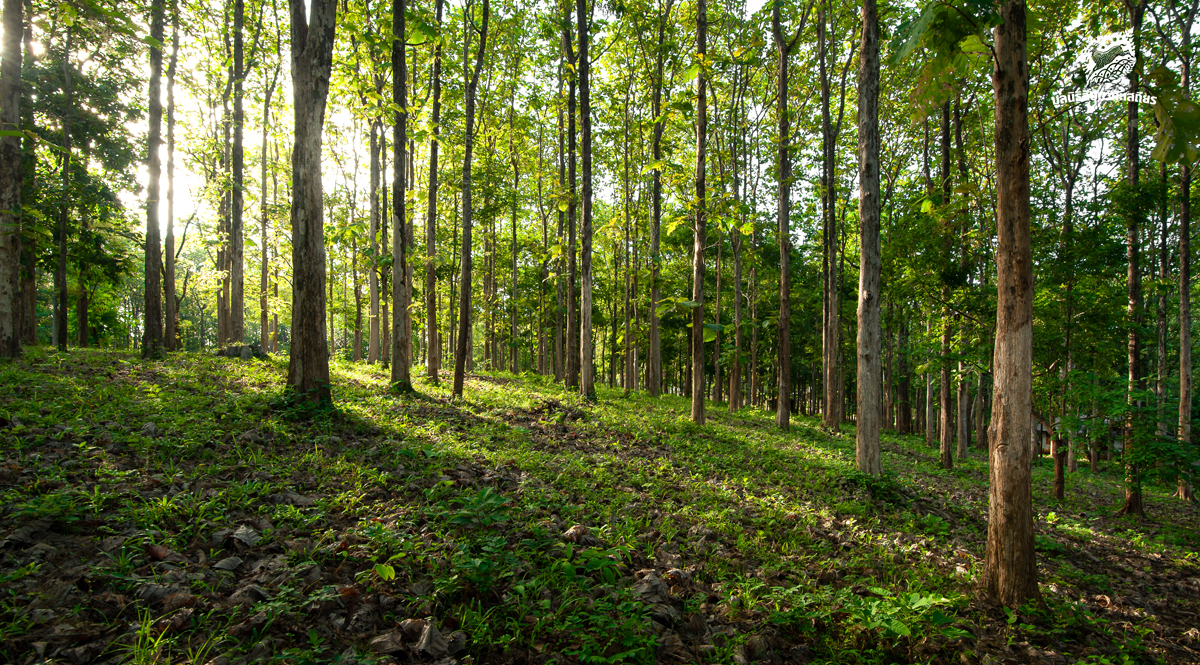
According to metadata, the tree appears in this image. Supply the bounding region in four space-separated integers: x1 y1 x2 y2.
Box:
578 0 595 401
452 0 489 398
0 0 22 358
390 0 413 393
690 0 707 425
771 0 798 429
165 0 180 351
425 0 444 382
855 0 881 475
143 0 166 360
286 0 337 406
647 0 672 398
982 0 1039 608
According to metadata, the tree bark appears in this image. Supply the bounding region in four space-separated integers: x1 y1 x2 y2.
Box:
286 0 337 406
1120 0 1146 517
1180 24 1195 501
647 0 672 397
452 0 489 398
426 0 443 382
165 1 180 351
0 0 22 358
939 100 953 470
855 0 881 475
55 32 72 352
259 63 277 351
389 0 413 391
143 0 166 359
691 0 707 425
982 0 1039 607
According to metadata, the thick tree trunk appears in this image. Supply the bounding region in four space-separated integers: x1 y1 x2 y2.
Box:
855 0 881 475
426 0 443 382
691 0 707 425
143 2 165 359
453 0 488 398
286 0 337 406
0 0 22 358
982 0 1039 608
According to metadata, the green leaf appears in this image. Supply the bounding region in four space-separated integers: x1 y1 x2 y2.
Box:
958 34 987 53
374 563 396 581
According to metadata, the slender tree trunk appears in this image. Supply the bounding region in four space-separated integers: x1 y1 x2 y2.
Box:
982 0 1039 607
939 100 953 470
819 7 839 431
426 0 443 382
1181 65 1194 500
771 0 804 430
143 3 165 359
855 0 881 475
555 53 565 382
16 0 33 348
368 119 381 363
286 0 337 406
390 0 414 391
0 0 22 357
229 0 246 343
690 0 707 425
565 11 579 390
453 0 489 398
1120 0 1146 517
165 2 181 351
259 67 277 351
647 0 671 397
54 33 72 352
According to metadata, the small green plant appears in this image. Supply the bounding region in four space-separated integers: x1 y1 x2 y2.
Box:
124 608 173 665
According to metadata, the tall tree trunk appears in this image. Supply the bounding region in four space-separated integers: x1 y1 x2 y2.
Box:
565 10 579 390
453 0 489 398
771 0 807 429
690 0 707 425
230 0 245 343
1120 0 1146 517
369 118 381 363
391 0 413 391
578 0 595 400
647 0 671 397
286 0 337 406
855 0 881 475
939 100 953 470
17 0 34 347
143 3 165 359
426 0 443 382
1181 49 1194 501
983 0 1039 607
54 32 72 352
819 6 839 431
555 51 565 382
165 1 180 351
0 0 22 357
259 64 277 351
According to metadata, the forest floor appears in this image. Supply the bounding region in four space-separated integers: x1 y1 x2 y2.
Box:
1 348 1199 665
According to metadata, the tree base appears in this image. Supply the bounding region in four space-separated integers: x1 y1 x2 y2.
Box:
1116 490 1146 518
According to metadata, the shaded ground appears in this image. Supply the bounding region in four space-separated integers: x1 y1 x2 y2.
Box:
1 348 1198 665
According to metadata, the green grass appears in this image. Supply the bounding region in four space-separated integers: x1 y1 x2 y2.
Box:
0 347 1197 664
